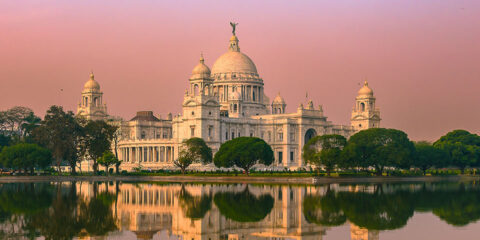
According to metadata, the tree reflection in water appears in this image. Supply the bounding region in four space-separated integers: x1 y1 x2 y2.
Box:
0 182 117 240
178 184 212 219
0 181 479 239
214 186 274 222
303 182 480 231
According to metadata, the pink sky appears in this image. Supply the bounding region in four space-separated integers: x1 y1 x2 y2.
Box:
1 0 479 141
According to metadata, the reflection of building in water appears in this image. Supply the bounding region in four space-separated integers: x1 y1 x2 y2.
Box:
112 183 326 240
350 224 379 240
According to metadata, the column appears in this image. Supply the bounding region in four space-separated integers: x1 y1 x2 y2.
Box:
251 85 254 102
162 146 166 162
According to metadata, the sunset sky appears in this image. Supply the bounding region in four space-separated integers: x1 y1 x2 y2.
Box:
1 0 479 141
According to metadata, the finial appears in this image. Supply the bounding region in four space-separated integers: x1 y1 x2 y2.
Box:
89 71 94 80
364 78 368 86
199 52 204 63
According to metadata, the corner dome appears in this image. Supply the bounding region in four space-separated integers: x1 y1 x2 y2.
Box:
211 51 258 75
84 72 100 91
192 55 211 75
358 81 373 96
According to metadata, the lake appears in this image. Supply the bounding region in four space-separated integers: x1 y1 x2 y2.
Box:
0 180 479 239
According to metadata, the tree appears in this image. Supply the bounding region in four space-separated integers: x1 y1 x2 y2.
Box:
20 112 42 141
110 124 121 174
414 141 450 175
342 128 416 175
32 106 81 174
97 151 119 174
0 143 51 174
174 137 212 174
433 130 480 174
0 106 33 136
214 137 274 175
83 120 117 175
0 134 11 150
302 134 346 176
213 187 274 222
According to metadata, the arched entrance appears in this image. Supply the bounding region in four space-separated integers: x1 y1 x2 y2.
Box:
304 128 317 144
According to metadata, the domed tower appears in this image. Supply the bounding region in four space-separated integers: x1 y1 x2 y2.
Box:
77 72 108 120
211 24 268 117
189 54 214 96
271 93 286 114
179 55 220 146
351 81 380 131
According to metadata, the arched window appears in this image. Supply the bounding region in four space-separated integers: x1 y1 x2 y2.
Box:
233 104 237 112
194 84 199 95
304 129 317 144
360 102 365 111
85 97 88 107
253 91 256 101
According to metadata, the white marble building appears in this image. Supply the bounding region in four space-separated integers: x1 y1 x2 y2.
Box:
77 28 381 171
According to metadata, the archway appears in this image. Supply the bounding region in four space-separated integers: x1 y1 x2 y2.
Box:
304 128 317 144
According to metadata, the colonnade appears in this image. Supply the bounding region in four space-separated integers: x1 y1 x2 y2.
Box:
214 84 263 103
119 146 175 164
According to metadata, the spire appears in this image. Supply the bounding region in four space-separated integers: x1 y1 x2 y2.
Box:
89 71 95 80
199 52 204 64
364 80 368 87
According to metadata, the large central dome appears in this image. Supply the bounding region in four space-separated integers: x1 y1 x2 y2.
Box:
211 51 257 75
211 35 258 75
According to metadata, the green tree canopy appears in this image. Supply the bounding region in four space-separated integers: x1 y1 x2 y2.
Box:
214 137 274 174
433 130 480 173
83 120 118 174
214 187 274 222
303 134 347 176
97 151 120 174
0 143 51 174
414 141 450 175
174 137 212 174
32 106 82 174
342 128 416 175
20 112 42 141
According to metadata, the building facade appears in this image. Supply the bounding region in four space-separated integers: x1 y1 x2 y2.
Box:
77 27 381 171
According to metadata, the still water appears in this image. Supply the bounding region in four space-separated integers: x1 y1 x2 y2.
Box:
0 180 479 240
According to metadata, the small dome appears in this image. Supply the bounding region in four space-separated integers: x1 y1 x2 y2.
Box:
192 54 211 75
84 72 100 91
272 93 285 104
230 91 241 100
358 81 373 96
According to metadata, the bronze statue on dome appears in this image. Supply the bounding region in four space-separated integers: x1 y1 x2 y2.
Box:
230 22 238 35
